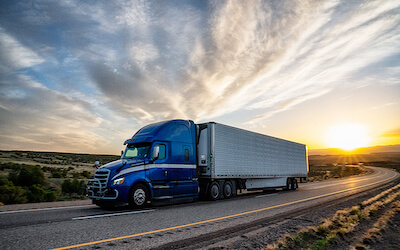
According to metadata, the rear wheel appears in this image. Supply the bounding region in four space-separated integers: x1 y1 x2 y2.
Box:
129 184 149 208
223 181 233 198
209 181 220 200
291 178 298 190
286 178 293 191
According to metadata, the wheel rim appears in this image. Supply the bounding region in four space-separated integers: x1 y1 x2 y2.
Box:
287 179 292 190
224 183 232 197
133 188 146 206
211 184 219 199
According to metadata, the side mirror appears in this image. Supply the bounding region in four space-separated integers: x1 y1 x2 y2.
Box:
94 161 100 168
152 146 160 161
121 150 124 157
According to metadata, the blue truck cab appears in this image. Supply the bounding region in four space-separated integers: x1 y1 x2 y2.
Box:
87 120 199 208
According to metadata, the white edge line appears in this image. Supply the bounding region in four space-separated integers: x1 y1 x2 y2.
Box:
72 209 155 220
0 205 97 214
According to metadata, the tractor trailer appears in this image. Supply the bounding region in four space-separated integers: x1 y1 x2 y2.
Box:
87 120 308 208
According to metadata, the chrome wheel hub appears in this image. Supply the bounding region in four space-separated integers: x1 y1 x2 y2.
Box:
133 189 146 205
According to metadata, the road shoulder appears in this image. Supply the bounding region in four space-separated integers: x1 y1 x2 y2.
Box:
0 199 92 212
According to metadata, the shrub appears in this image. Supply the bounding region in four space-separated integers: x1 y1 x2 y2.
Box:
316 226 328 236
0 176 9 186
28 184 46 203
0 162 23 171
0 164 60 204
49 168 68 178
0 180 28 204
350 208 360 215
81 170 92 179
14 166 45 187
44 190 58 202
62 179 85 195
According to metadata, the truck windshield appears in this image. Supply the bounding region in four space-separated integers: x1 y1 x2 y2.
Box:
122 143 151 160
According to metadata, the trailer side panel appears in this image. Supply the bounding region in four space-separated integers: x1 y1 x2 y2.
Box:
210 123 308 179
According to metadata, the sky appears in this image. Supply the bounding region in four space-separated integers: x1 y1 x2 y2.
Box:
0 0 399 155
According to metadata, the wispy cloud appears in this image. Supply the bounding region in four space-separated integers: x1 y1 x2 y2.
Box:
381 128 400 138
0 27 44 70
0 0 399 152
0 73 106 152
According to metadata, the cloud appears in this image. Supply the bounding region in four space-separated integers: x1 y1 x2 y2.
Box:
83 0 400 126
4 0 395 127
0 71 106 153
0 27 44 70
0 0 400 153
381 128 400 138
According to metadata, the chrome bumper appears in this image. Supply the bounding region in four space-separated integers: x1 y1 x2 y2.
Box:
87 179 118 200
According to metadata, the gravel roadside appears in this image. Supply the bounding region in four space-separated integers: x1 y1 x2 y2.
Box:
154 179 400 249
199 180 400 250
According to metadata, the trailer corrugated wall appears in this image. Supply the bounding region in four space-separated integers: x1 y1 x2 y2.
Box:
209 123 308 179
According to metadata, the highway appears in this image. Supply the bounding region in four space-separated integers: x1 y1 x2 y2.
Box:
0 166 399 250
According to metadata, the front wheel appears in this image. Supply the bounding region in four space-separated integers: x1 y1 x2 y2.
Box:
129 184 149 208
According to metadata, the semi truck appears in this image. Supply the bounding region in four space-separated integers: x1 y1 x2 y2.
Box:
87 119 308 208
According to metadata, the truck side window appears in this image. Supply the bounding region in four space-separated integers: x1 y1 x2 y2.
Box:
157 144 166 160
184 149 189 162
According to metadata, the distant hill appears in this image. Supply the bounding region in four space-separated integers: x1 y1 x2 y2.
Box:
309 144 400 155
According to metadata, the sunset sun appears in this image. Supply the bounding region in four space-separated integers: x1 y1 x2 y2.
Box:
326 124 370 151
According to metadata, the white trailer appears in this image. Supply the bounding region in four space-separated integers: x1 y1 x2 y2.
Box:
196 122 308 199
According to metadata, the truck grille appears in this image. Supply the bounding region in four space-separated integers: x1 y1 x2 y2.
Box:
93 169 110 189
87 168 118 199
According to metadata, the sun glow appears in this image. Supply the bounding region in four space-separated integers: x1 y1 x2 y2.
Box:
325 124 370 151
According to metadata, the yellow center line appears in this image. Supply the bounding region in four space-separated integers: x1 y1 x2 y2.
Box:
52 172 399 250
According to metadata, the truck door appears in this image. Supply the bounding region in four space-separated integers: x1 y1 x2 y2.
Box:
146 144 174 198
173 145 197 197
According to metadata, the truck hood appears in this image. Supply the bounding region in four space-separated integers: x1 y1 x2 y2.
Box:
97 159 146 177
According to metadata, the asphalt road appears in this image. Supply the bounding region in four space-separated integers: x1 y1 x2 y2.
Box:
0 167 399 250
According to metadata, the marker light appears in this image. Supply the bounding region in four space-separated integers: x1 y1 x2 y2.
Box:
113 177 125 185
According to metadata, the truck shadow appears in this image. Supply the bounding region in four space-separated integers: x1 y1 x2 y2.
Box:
97 189 284 211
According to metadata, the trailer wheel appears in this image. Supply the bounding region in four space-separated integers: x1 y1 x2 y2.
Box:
129 184 149 208
223 181 233 198
209 181 220 200
291 178 298 190
286 178 292 191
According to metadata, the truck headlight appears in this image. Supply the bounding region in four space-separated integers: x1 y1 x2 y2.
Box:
113 177 125 185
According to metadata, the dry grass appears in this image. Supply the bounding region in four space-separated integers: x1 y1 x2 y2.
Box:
352 200 400 250
267 183 400 250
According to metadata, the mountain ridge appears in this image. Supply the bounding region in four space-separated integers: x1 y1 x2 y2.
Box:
309 144 400 155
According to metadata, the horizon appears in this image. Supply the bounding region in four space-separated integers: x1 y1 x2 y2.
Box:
1 1 400 155
1 143 399 157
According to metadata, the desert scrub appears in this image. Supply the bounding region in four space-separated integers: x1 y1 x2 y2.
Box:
360 183 400 206
352 200 400 250
267 184 400 250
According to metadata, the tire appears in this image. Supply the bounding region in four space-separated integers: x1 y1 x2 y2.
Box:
291 178 298 190
129 184 149 209
209 181 220 200
223 181 233 199
286 178 292 191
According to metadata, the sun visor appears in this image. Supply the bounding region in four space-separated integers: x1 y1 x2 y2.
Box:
124 136 154 145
